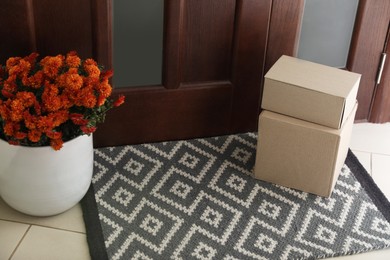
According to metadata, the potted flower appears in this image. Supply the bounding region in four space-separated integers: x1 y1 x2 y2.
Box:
0 51 124 216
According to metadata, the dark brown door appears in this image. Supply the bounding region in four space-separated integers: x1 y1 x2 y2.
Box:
96 0 272 147
93 0 304 147
0 0 304 147
347 0 390 123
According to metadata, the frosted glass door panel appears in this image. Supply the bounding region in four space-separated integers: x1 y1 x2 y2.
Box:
298 0 359 68
113 0 164 87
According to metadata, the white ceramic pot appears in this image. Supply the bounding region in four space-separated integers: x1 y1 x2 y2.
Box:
0 134 93 216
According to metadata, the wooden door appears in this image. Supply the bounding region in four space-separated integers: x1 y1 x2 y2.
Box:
93 0 304 147
347 0 390 123
0 0 304 147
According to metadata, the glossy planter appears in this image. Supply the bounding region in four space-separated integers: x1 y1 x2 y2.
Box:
0 134 93 216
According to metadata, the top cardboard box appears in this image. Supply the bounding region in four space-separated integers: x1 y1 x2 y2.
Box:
262 55 361 129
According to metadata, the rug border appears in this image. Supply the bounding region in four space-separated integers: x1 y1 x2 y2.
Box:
80 149 390 259
81 184 109 260
346 150 390 223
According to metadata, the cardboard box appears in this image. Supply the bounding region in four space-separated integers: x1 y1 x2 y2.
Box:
254 102 358 197
262 55 361 129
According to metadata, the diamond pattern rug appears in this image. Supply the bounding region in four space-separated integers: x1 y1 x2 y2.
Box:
81 133 390 260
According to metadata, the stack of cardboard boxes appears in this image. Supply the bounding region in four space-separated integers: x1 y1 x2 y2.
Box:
254 55 361 197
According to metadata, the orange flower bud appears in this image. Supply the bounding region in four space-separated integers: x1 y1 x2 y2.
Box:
113 95 125 107
28 130 42 142
14 131 27 140
50 138 64 151
46 131 62 140
80 125 97 134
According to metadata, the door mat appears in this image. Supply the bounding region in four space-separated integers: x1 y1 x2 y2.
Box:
81 133 390 259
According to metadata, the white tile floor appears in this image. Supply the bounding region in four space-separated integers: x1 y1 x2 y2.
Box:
1 123 389 260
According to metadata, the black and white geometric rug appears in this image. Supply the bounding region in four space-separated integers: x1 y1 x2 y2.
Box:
81 133 390 260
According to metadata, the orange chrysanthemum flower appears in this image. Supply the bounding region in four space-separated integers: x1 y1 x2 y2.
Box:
96 80 112 98
9 99 25 122
8 59 31 78
50 138 64 151
23 52 39 65
6 57 22 71
84 64 100 79
0 51 124 150
27 71 44 89
40 55 64 78
42 83 62 112
1 89 14 99
64 72 83 91
96 95 106 106
46 131 62 140
4 121 17 136
65 52 81 68
14 131 27 140
16 91 36 108
0 102 8 120
84 58 97 66
82 93 97 108
3 75 17 94
24 111 37 130
49 110 69 127
28 129 42 142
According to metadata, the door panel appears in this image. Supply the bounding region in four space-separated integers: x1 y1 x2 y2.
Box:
102 85 232 146
32 0 94 58
182 0 235 83
0 0 95 60
0 1 33 62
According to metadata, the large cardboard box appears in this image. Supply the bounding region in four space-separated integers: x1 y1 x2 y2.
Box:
254 102 358 197
262 55 360 129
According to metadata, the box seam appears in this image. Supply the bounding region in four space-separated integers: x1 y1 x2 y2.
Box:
327 136 341 197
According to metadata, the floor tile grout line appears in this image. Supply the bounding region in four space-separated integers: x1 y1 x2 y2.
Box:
26 224 87 235
371 151 390 157
351 149 390 157
370 152 373 177
0 218 86 235
8 224 31 260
